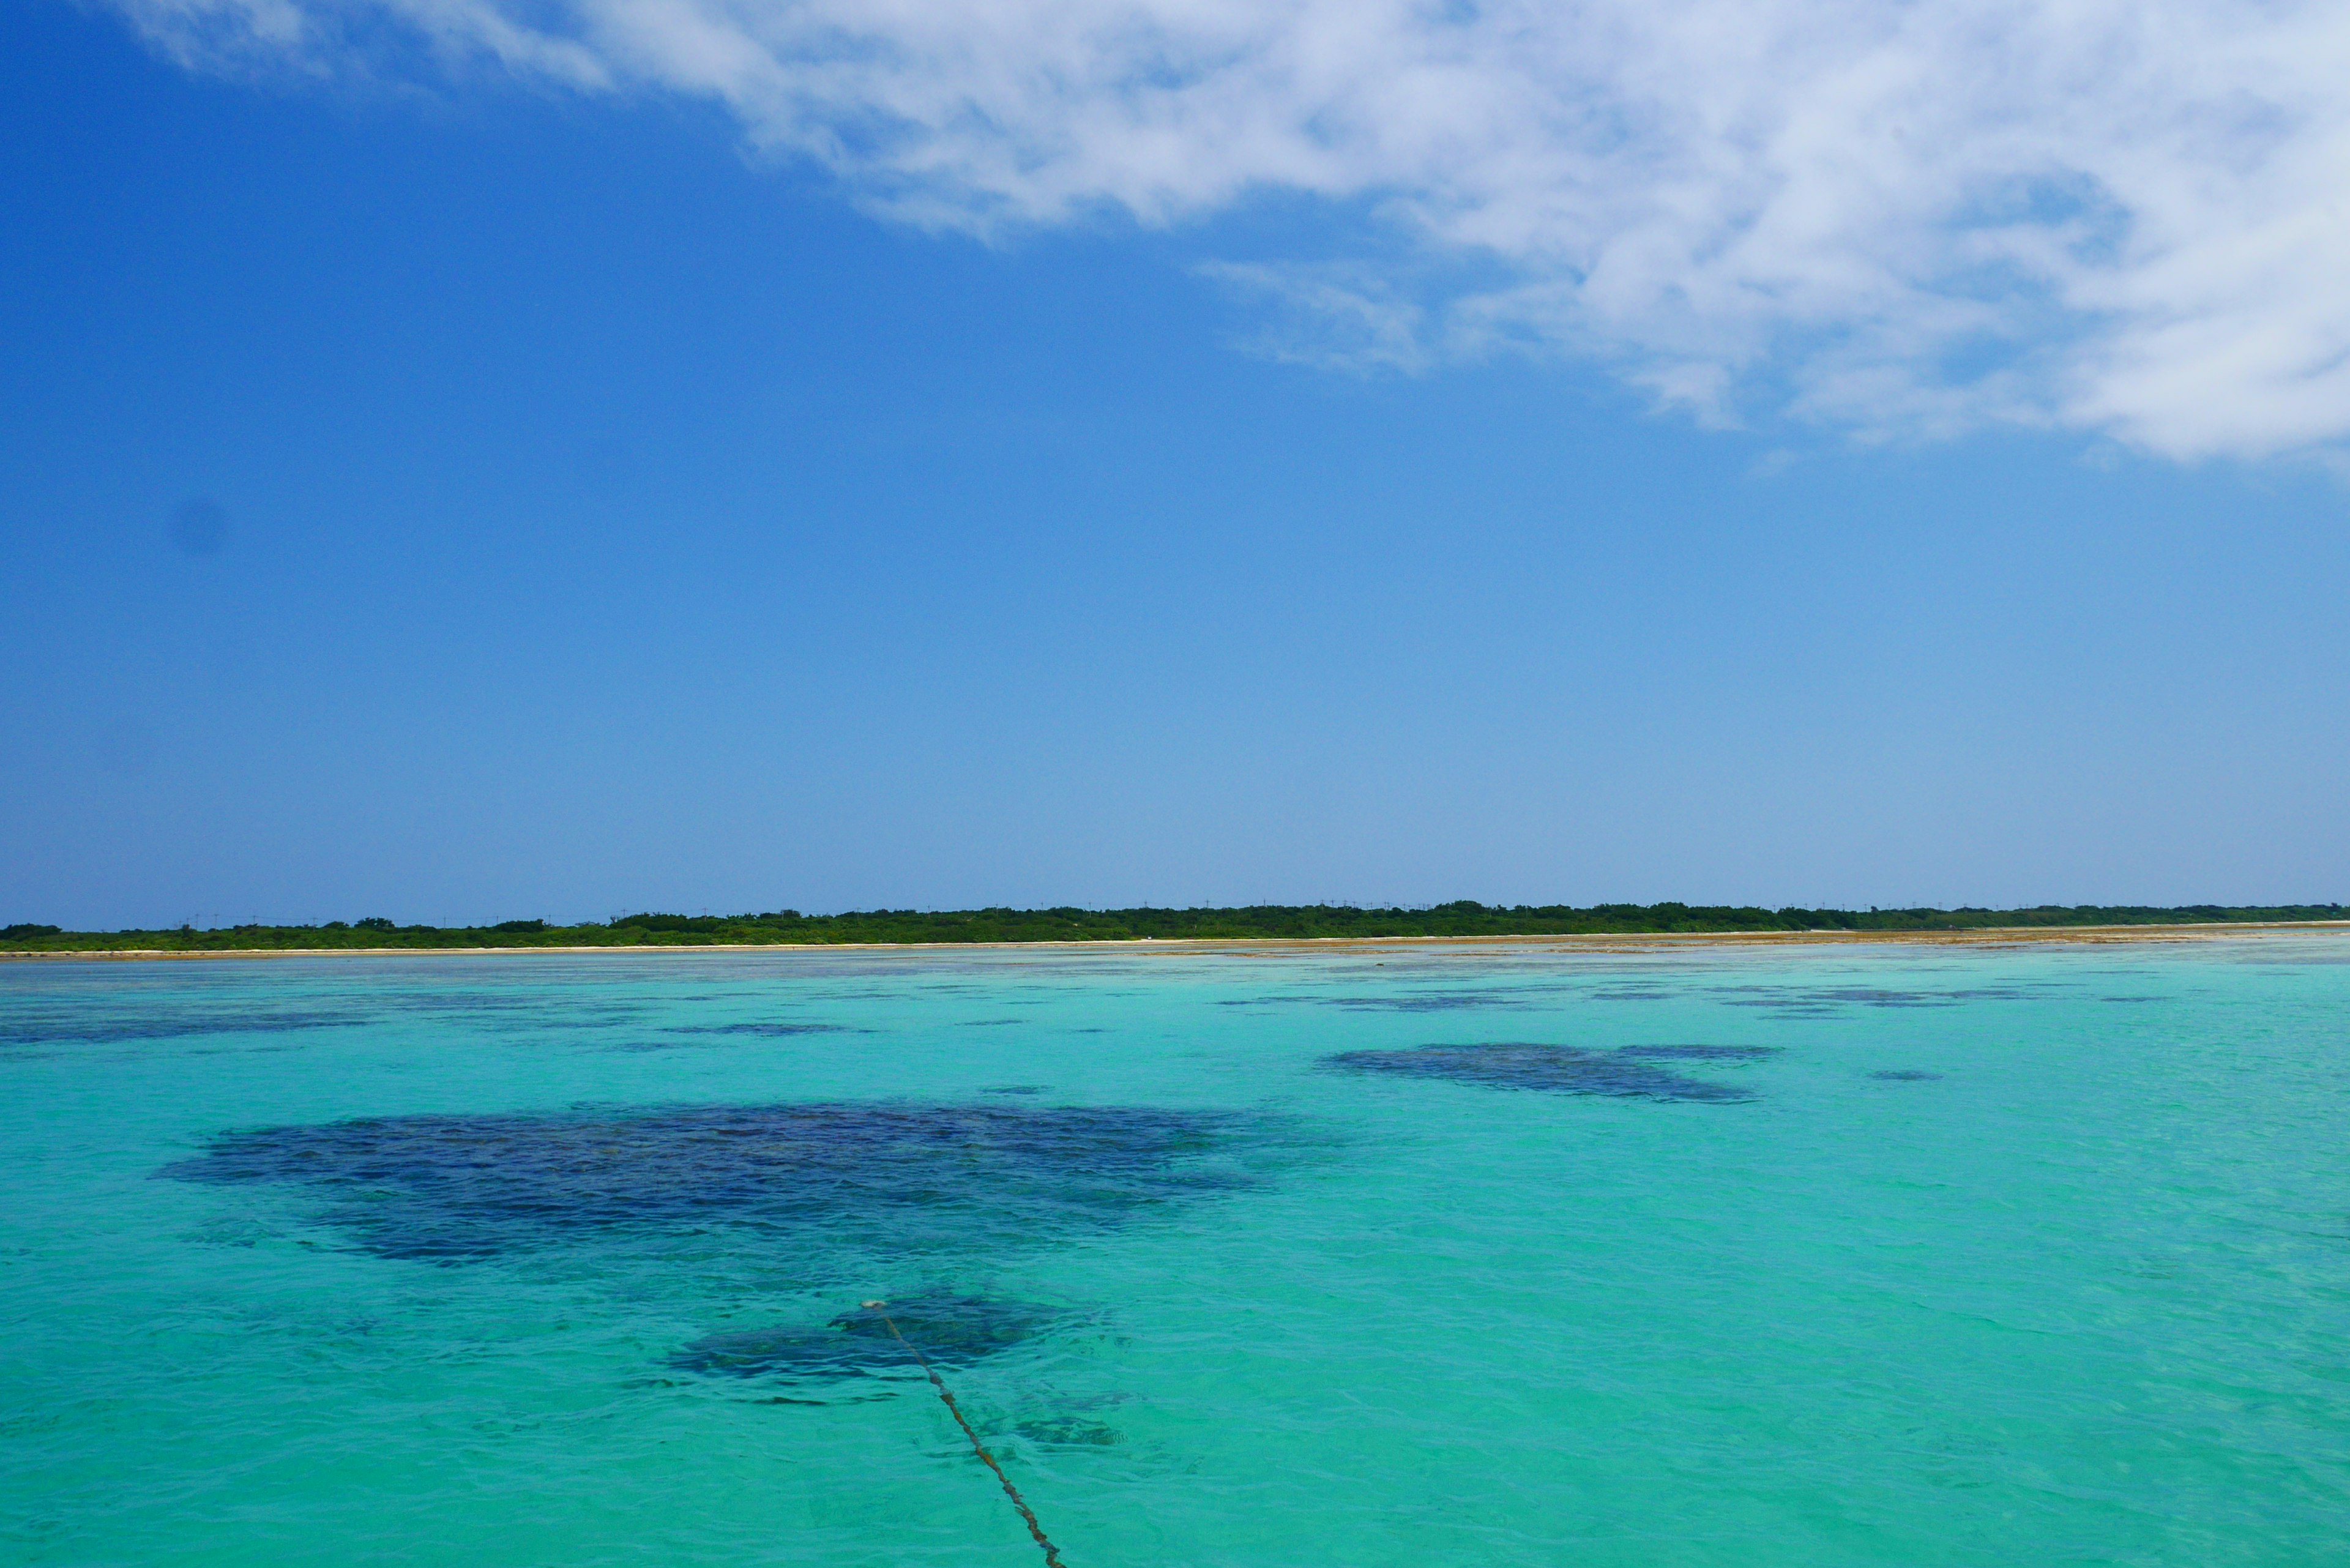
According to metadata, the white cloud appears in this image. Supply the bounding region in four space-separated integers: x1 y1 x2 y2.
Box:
110 0 2350 458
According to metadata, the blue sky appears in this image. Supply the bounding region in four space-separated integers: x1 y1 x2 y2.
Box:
4 0 2348 927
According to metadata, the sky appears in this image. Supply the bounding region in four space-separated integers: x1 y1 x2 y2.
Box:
3 0 2348 928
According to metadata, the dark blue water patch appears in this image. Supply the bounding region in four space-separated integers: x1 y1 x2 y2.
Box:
1870 1070 1944 1081
672 1293 1063 1381
0 1008 370 1046
379 992 547 1014
379 993 654 1028
485 1015 639 1034
1615 1044 1780 1061
2097 995 2165 1003
1338 995 1533 1013
161 1101 1264 1262
603 1036 818 1054
1217 994 1529 1012
982 1085 1044 1096
662 1023 851 1037
1720 985 2036 1011
1324 1043 1755 1102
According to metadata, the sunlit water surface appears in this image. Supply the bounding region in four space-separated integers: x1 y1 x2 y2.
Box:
4 939 2347 1567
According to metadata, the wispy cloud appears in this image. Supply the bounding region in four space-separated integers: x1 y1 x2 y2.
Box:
1197 262 1433 373
108 0 2350 459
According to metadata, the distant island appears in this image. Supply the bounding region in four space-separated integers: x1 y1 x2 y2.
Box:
3 902 2344 953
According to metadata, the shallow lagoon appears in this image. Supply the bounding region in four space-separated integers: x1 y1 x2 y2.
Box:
4 938 2348 1566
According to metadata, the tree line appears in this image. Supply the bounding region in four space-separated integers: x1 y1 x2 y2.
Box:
4 900 2344 951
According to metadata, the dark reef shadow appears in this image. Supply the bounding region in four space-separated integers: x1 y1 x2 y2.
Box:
1324 1043 1758 1102
1720 985 2039 1013
1218 993 1532 1014
0 1009 369 1047
671 1292 1064 1382
1615 1044 1779 1061
160 1099 1273 1262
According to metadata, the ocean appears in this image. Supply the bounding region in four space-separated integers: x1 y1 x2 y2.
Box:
4 937 2346 1566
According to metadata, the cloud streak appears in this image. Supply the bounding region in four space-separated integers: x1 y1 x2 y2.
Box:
111 0 2350 458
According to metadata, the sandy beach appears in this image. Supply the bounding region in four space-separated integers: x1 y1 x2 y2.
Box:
9 920 2346 961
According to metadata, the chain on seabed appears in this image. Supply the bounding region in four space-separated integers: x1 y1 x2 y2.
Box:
867 1300 1070 1568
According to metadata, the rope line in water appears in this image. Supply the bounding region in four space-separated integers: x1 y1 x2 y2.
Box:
865 1300 1069 1568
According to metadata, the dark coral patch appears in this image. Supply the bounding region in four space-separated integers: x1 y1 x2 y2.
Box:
161 1101 1256 1261
1326 995 1531 1013
1324 1043 1755 1102
1215 993 1529 1012
673 1293 1062 1380
1721 985 2035 1012
1 1008 369 1047
1615 1044 1780 1061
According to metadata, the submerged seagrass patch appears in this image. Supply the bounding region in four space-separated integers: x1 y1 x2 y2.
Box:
1323 1042 1765 1102
161 1100 1264 1261
672 1291 1065 1381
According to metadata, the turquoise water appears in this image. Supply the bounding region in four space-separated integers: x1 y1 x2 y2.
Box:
4 938 2347 1567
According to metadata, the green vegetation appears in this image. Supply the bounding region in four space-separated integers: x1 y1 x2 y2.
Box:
1 902 2343 953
